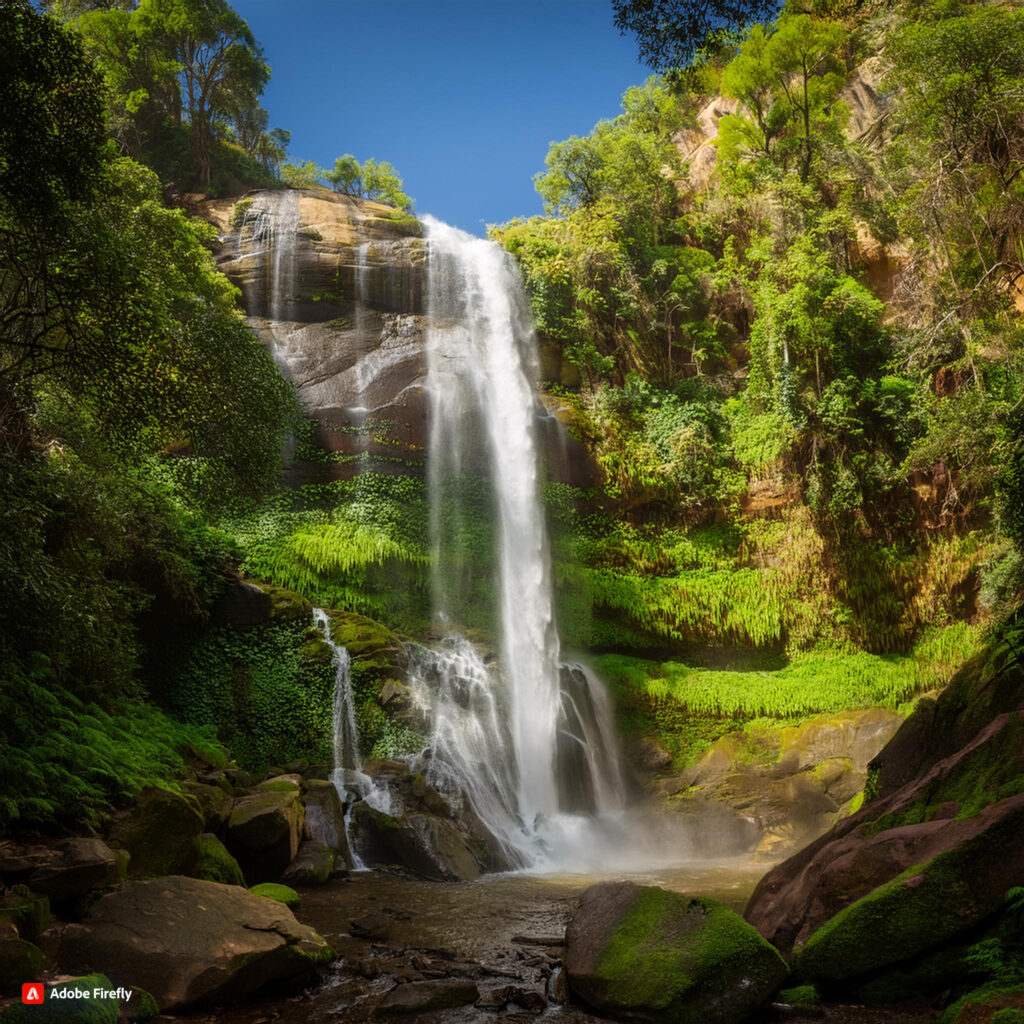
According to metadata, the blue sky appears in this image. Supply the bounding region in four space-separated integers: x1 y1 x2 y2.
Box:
232 0 649 234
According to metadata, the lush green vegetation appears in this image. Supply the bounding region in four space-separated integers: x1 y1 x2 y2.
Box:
0 2 295 831
494 0 1024 670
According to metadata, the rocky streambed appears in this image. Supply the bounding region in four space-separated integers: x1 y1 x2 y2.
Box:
182 868 933 1024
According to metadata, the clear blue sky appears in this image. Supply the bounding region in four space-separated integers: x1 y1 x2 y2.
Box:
232 0 649 234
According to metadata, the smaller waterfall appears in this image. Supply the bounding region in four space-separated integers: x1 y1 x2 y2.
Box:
313 608 361 774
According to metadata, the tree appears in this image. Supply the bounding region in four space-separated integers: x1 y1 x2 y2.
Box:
718 13 848 184
135 0 270 187
361 158 412 211
612 0 782 72
326 154 362 196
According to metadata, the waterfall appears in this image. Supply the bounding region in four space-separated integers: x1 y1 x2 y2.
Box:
417 217 630 869
312 608 361 775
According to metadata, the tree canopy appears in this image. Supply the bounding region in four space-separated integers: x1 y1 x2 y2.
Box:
612 0 783 71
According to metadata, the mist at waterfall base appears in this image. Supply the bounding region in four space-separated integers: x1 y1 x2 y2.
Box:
246 194 708 874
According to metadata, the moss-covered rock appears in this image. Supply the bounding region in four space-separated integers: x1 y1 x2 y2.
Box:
255 582 313 622
0 890 49 941
0 974 118 1023
108 786 203 879
249 882 300 909
225 783 304 884
0 936 44 993
194 833 245 887
122 986 159 1023
565 882 787 1024
796 796 1024 983
779 984 819 1005
282 841 335 886
183 782 233 831
940 983 1024 1024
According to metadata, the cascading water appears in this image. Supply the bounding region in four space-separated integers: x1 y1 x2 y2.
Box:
413 217 632 870
312 608 360 776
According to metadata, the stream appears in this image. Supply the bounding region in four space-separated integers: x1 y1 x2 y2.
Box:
195 863 935 1024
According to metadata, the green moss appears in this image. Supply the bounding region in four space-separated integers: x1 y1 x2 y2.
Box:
779 984 819 1005
940 983 1024 1024
229 198 253 230
249 882 300 909
122 988 159 1023
195 833 245 887
799 805 1024 983
596 890 786 1014
0 891 50 941
0 937 44 990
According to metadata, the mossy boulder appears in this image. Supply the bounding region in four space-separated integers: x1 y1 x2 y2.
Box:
194 834 245 887
747 708 1024 953
257 582 313 622
565 882 787 1024
282 841 335 886
0 935 44 993
108 786 203 879
122 987 159 1022
183 782 233 831
0 973 117 1023
0 891 49 941
249 882 300 909
795 795 1024 984
941 984 1024 1024
302 778 353 869
225 779 304 884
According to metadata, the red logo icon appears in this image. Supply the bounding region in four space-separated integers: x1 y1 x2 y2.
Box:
22 983 45 1004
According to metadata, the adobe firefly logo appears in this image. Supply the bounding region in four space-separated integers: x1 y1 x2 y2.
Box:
22 983 45 1004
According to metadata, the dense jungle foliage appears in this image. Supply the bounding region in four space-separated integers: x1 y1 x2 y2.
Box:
1 0 1021 834
491 0 1024 657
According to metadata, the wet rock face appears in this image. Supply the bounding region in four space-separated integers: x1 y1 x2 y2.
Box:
200 188 600 488
202 189 429 477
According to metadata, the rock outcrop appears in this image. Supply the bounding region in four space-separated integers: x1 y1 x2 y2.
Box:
225 775 305 884
565 881 787 1024
653 707 902 858
60 876 332 1011
744 635 1024 1003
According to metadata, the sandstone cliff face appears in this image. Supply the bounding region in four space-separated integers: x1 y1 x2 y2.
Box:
204 188 429 478
202 188 595 486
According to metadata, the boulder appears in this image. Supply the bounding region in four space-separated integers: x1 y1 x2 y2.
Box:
777 709 903 774
0 935 44 993
194 833 245 887
347 802 483 881
746 708 1024 953
184 782 233 832
59 876 332 1011
795 795 1024 984
872 643 1024 800
0 890 50 941
302 778 353 869
282 841 335 886
0 973 118 1023
108 786 203 879
225 778 304 883
27 838 122 904
565 882 787 1024
371 979 479 1016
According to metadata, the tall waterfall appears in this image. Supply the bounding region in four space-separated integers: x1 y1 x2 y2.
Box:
419 218 628 867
